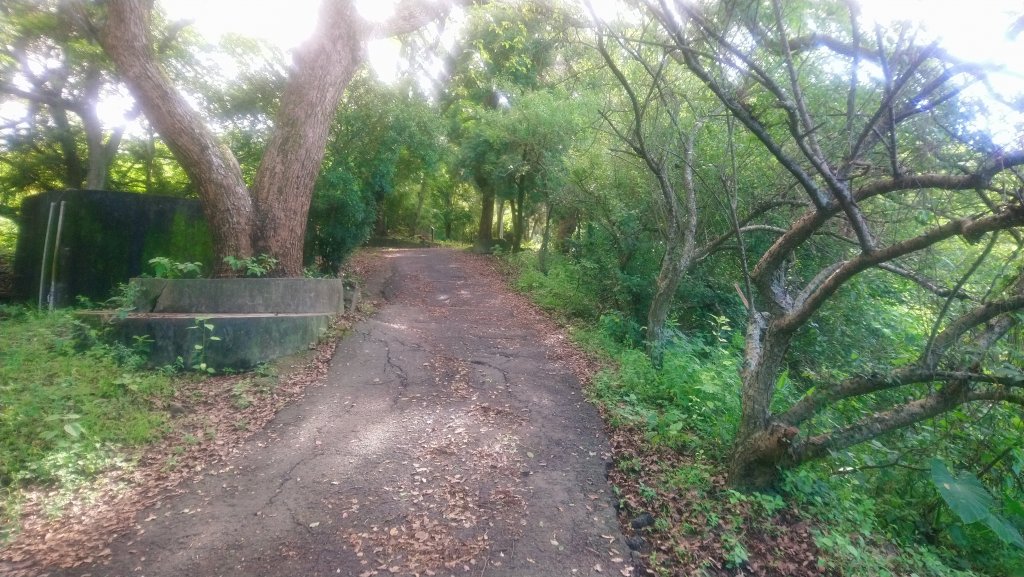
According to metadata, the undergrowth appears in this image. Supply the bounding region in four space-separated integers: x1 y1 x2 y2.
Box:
0 306 174 541
502 250 1015 577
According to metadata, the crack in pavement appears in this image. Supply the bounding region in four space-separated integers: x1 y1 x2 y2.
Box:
469 358 512 386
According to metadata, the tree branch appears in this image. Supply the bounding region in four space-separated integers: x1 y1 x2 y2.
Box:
790 380 1023 463
876 262 975 300
780 206 1024 333
750 152 1024 309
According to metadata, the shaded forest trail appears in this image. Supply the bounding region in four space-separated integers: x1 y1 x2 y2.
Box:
58 248 631 577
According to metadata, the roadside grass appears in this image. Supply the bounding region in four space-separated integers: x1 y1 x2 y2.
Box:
0 295 351 572
500 250 1000 577
0 306 175 541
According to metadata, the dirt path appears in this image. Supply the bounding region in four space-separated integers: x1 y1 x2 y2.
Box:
57 248 631 577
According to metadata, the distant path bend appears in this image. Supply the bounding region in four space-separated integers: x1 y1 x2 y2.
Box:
62 248 630 577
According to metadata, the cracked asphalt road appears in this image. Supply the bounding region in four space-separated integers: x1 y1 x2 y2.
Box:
58 248 629 577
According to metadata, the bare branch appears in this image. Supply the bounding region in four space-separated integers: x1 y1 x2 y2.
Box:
793 376 1024 464
751 152 1024 304
965 387 1024 406
648 0 830 210
373 0 465 39
781 366 1024 427
876 262 975 300
779 207 1024 333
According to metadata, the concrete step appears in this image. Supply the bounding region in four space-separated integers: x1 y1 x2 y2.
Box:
130 278 352 314
79 311 334 370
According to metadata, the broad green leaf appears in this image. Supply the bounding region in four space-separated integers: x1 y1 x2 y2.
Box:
1005 497 1024 520
983 514 1024 549
775 369 789 390
930 459 993 524
64 422 84 438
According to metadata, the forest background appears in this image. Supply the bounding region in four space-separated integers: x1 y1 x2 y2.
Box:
2 0 1024 575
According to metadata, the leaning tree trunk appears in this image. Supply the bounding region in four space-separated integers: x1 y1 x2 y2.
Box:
646 128 698 362
100 0 253 275
646 239 688 361
727 315 798 490
251 1 364 276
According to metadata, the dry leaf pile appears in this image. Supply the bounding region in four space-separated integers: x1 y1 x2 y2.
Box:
345 402 528 576
606 427 827 577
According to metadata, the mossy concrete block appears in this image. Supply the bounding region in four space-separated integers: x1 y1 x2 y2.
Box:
80 312 333 370
14 190 213 305
130 278 346 314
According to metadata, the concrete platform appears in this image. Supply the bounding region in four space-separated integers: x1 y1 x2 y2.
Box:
131 278 345 314
79 278 354 370
80 311 333 370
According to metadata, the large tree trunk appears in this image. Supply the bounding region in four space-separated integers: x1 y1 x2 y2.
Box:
100 0 253 275
475 175 494 251
728 315 796 490
100 0 452 275
50 107 86 189
553 210 578 253
251 1 364 275
646 239 687 360
495 198 505 240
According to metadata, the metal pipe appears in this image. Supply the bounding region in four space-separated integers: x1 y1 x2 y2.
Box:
38 202 57 309
48 201 66 311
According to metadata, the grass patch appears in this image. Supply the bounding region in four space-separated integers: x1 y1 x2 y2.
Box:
0 306 174 539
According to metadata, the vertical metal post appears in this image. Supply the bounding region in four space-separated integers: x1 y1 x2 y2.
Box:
48 201 67 311
38 202 57 309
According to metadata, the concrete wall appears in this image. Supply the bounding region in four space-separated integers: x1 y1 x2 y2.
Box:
13 190 213 306
78 277 351 370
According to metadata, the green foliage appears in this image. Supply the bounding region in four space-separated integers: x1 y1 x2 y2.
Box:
102 281 141 315
307 168 377 273
223 254 277 277
0 216 16 260
184 317 220 374
508 250 741 451
148 257 204 279
931 459 1024 549
307 75 450 271
0 307 173 507
512 251 603 319
508 243 1024 575
595 333 742 452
